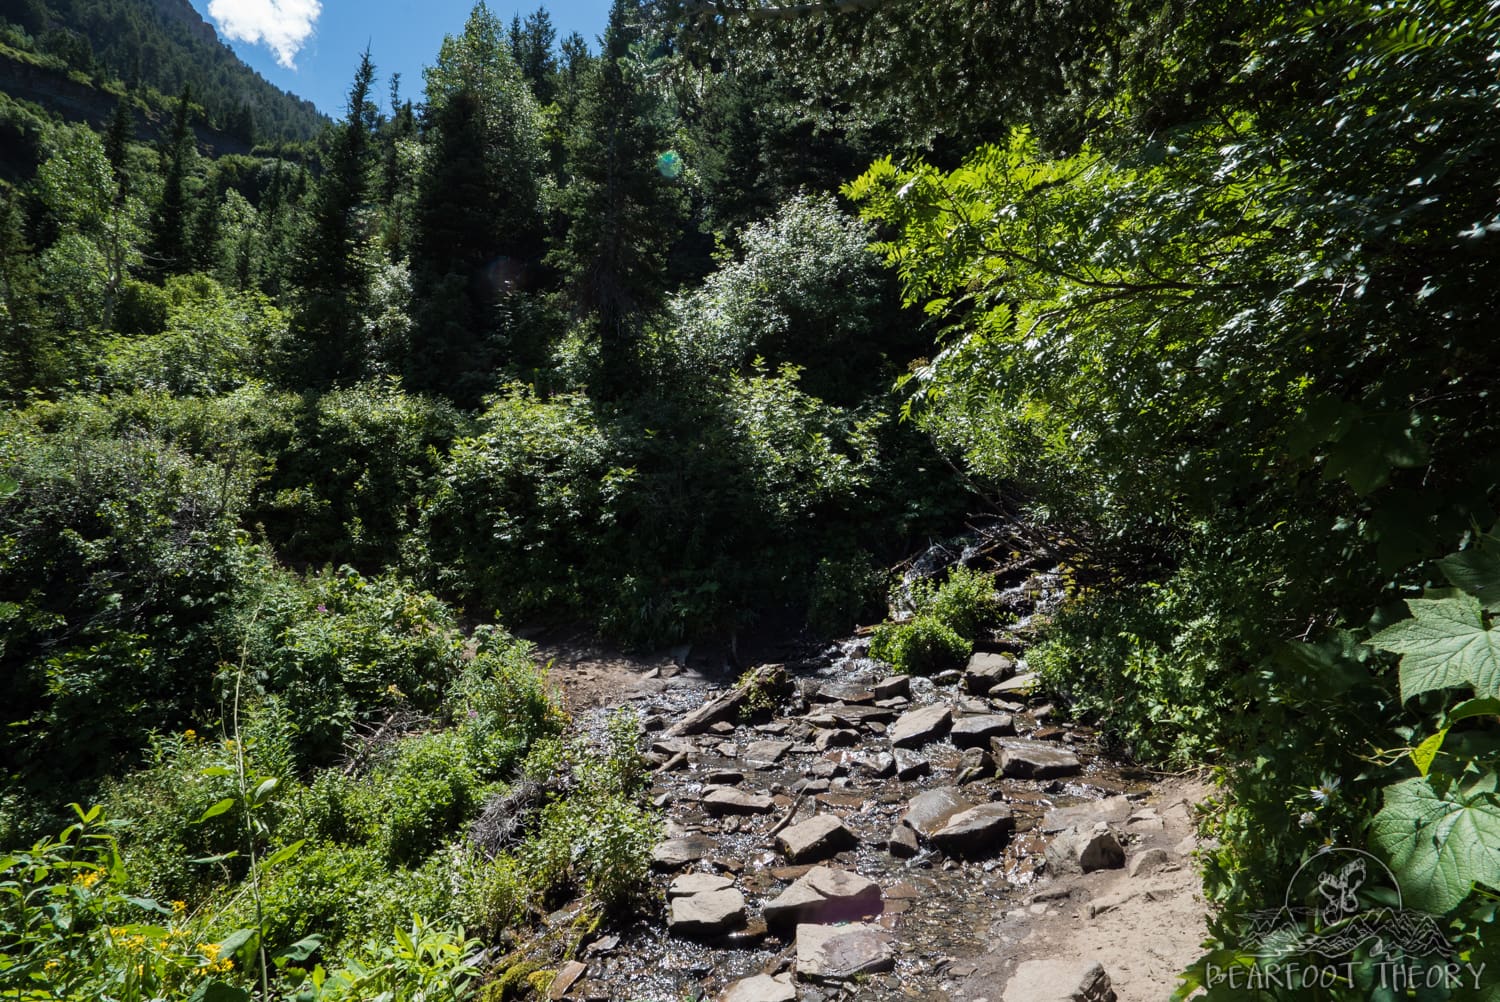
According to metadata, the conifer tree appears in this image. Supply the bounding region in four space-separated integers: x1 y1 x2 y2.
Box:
548 0 686 386
286 52 377 388
406 3 546 403
148 87 195 276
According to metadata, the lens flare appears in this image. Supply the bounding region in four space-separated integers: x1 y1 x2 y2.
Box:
656 150 683 179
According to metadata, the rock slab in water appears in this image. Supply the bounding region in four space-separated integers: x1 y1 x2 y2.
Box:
778 814 859 863
903 786 972 838
652 836 717 870
889 704 953 748
1041 795 1134 834
763 866 882 930
547 960 586 999
997 741 1082 779
668 872 734 898
1003 959 1116 1002
930 802 1015 857
887 824 919 858
668 664 785 736
893 747 932 780
722 973 796 1002
1045 826 1126 874
990 671 1040 697
702 787 774 815
668 887 747 937
743 739 793 765
951 713 1016 748
796 922 895 983
964 653 1015 694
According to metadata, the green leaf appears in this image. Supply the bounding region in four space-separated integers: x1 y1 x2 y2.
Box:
1371 775 1500 913
1439 537 1500 607
195 798 236 824
1411 728 1447 776
262 838 305 869
1369 594 1500 699
1450 697 1500 723
273 934 323 964
216 927 258 959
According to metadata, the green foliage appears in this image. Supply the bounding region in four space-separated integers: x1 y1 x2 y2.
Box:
0 806 247 1001
0 426 253 789
806 551 886 637
452 627 565 779
909 565 1001 641
869 615 968 676
283 915 479 1002
255 569 461 769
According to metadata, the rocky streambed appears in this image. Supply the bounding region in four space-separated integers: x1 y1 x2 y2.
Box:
527 619 1210 1002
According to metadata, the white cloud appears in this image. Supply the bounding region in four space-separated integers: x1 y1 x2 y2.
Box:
207 0 322 69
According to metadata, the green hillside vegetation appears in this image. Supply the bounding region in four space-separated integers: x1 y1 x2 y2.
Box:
0 0 324 148
2 0 1499 998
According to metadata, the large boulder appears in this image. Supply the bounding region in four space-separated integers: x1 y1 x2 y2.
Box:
763 866 882 931
902 786 972 839
930 802 1015 857
996 741 1082 779
778 814 859 863
889 704 952 748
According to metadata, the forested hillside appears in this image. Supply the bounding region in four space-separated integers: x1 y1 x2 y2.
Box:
3 0 1499 998
0 0 324 148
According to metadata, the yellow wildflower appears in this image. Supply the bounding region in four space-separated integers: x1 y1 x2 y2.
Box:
171 899 186 915
75 869 103 888
44 960 60 973
196 942 220 961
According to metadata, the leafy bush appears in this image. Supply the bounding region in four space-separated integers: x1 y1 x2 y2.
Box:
366 731 486 867
254 568 463 769
0 427 255 794
909 565 1002 639
868 614 969 675
451 627 564 779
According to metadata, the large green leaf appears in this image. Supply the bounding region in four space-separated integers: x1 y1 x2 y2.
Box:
1369 594 1500 700
1439 534 1500 608
1371 775 1500 913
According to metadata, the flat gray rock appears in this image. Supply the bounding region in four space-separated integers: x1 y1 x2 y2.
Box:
889 704 952 749
990 671 1040 697
668 872 734 898
931 802 1015 857
954 745 997 785
743 740 793 766
871 675 910 700
853 752 896 778
668 887 747 937
778 814 858 863
964 653 1015 694
722 973 796 1002
763 866 882 931
1003 959 1116 1002
951 713 1016 748
997 741 1082 779
796 922 895 983
702 787 774 815
652 836 717 870
903 786 973 839
814 683 875 705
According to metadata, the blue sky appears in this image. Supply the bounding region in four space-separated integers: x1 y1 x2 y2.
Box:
187 0 614 117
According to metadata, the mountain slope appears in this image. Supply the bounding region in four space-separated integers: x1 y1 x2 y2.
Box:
0 0 325 142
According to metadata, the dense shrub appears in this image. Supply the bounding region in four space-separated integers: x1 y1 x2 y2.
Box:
869 615 968 675
0 427 255 794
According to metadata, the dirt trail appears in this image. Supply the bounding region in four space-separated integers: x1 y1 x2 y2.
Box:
528 623 1212 1002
